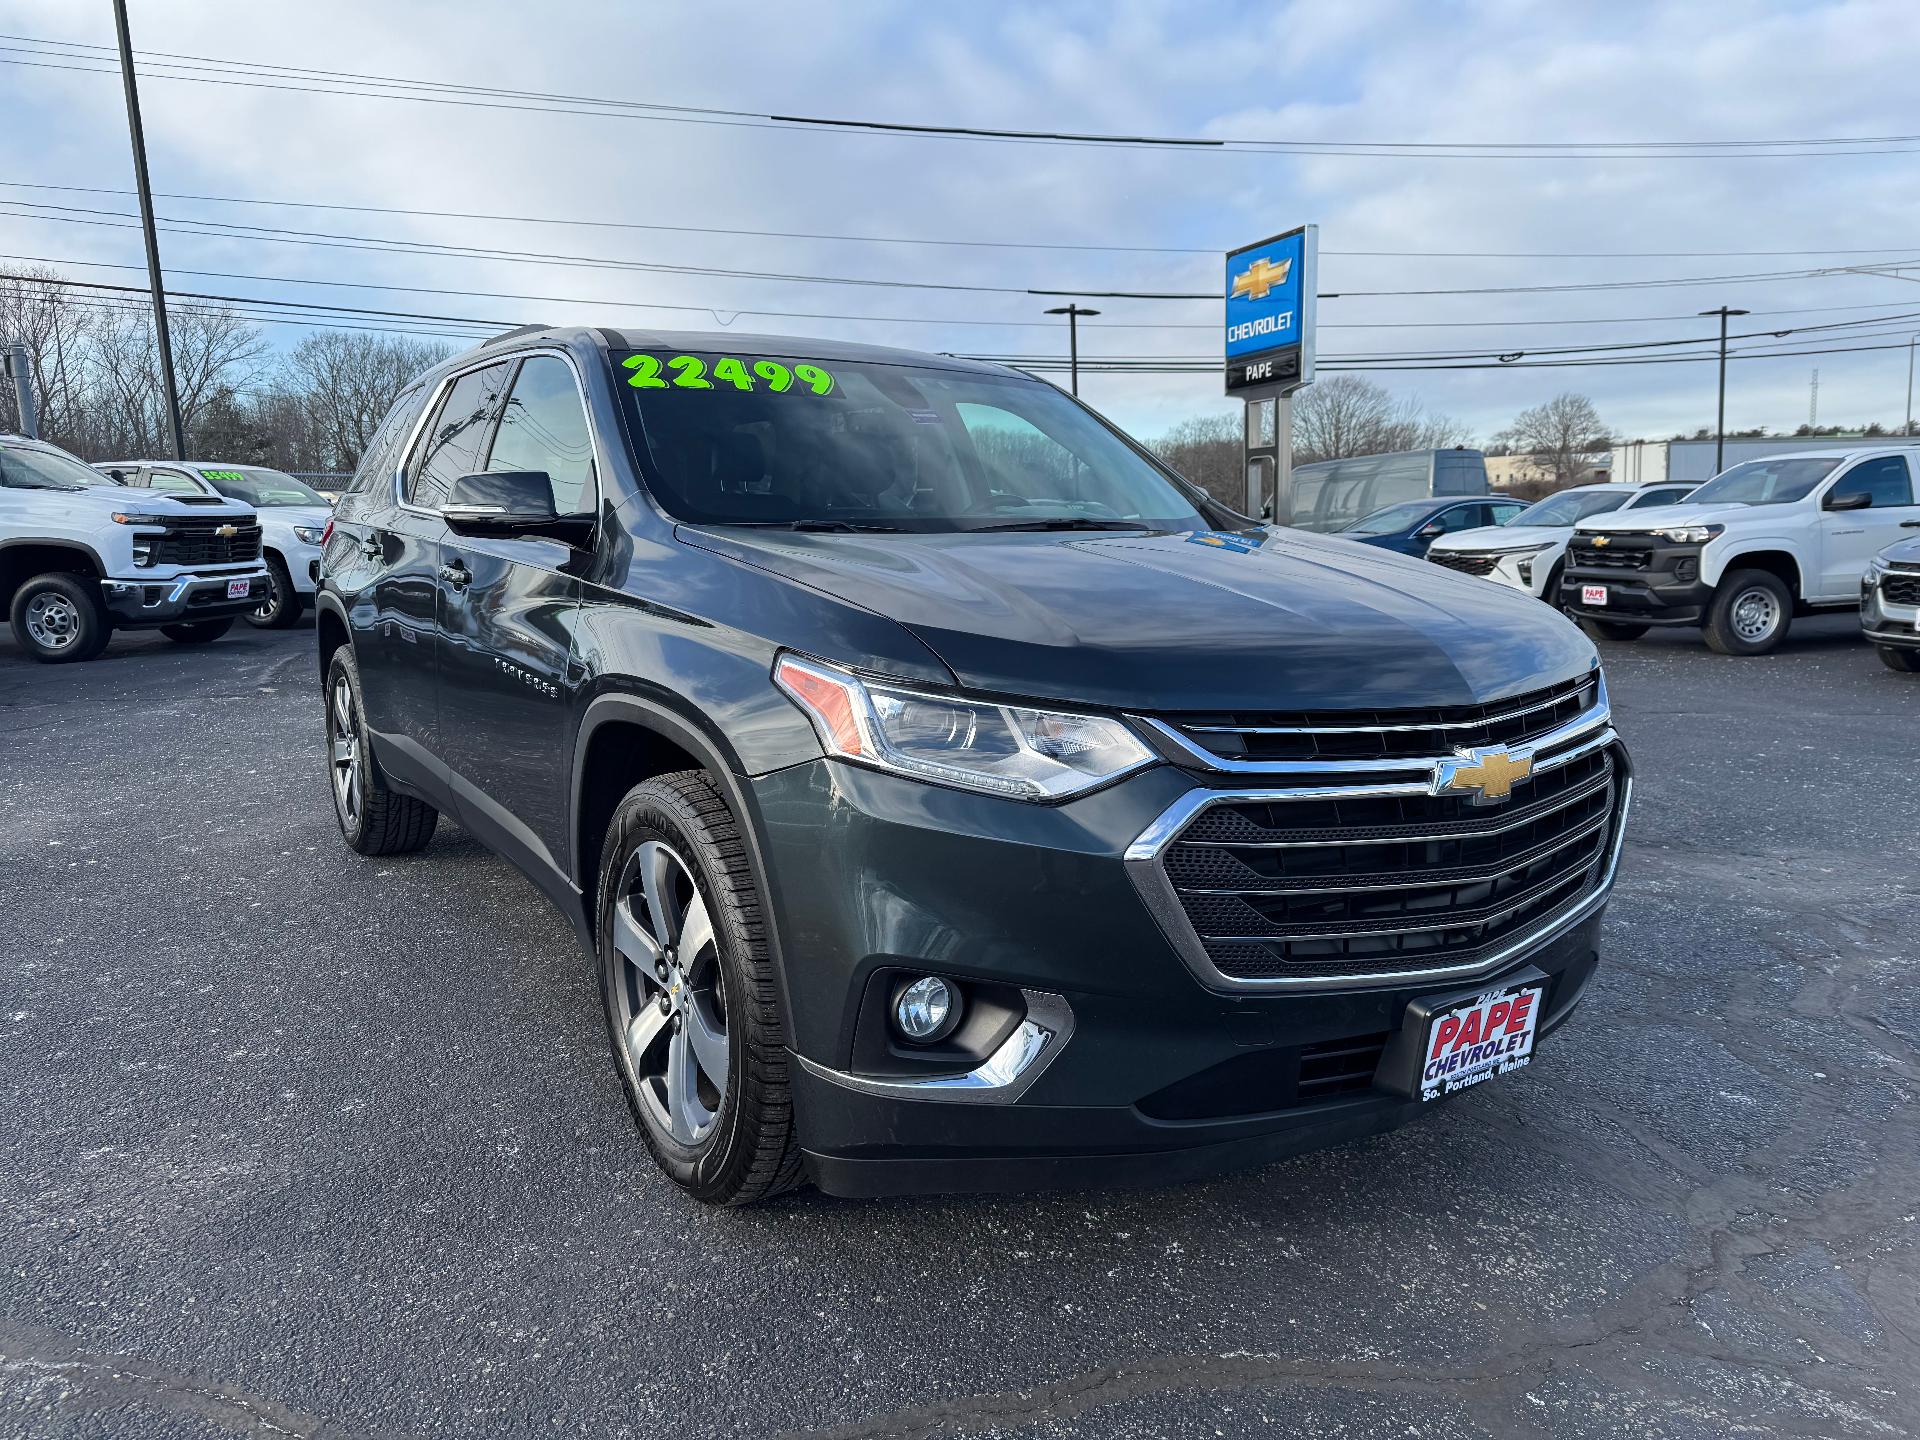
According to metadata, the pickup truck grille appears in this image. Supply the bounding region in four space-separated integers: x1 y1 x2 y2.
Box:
145 521 262 567
1157 673 1598 764
1133 680 1627 987
1568 539 1653 570
1428 551 1500 577
1882 571 1920 607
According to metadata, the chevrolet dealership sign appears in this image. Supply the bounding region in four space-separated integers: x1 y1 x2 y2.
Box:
1225 224 1316 395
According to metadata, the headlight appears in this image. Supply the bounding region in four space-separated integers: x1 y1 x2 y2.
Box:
773 654 1156 801
1652 524 1725 544
110 512 171 526
1866 553 1892 580
292 525 326 545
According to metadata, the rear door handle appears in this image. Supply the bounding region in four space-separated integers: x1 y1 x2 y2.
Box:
439 560 472 590
359 534 382 560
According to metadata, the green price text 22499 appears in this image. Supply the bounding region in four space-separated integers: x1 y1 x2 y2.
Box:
622 354 836 395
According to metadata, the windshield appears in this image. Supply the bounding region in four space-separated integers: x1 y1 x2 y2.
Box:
618 350 1209 532
1684 457 1840 507
1343 500 1438 535
0 443 103 492
1511 489 1632 527
200 467 327 507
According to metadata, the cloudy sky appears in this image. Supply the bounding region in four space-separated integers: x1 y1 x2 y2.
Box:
4 0 1920 445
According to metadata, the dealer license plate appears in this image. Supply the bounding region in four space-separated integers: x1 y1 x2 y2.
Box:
1581 584 1607 607
227 578 252 599
1420 983 1543 1101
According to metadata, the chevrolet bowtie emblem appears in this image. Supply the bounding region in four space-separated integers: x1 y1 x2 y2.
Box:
214 524 237 538
1592 534 1610 547
1435 746 1534 804
1230 257 1292 301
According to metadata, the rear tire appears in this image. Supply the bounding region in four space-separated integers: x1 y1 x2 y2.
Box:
596 770 802 1206
1703 569 1793 656
10 572 111 664
324 648 438 855
1877 644 1920 673
1578 618 1651 642
160 618 234 644
247 556 302 629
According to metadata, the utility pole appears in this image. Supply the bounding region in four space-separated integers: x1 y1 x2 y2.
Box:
1044 304 1100 396
1906 334 1918 436
112 0 186 460
1698 306 1748 475
4 346 39 438
1808 368 1819 430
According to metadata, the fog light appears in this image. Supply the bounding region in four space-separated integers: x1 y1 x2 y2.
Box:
893 976 958 1042
1517 560 1533 586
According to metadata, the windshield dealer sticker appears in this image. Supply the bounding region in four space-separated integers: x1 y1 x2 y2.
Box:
623 354 837 395
1421 984 1542 1101
1187 531 1261 554
199 469 246 482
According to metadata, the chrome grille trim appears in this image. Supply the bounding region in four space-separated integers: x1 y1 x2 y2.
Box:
1126 736 1632 993
1135 680 1610 776
1174 681 1593 737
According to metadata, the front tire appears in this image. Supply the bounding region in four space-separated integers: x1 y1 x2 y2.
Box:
247 556 303 629
324 648 438 854
1703 569 1793 655
10 572 111 663
596 770 802 1206
160 618 234 644
1878 644 1920 673
1578 618 1651 642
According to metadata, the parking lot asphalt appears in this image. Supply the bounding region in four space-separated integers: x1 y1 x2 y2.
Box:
2 612 1916 1440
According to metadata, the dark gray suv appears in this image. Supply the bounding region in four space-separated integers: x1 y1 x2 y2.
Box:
316 326 1630 1204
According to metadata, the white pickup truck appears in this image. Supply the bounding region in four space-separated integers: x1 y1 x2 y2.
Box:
1 434 269 663
1559 446 1920 655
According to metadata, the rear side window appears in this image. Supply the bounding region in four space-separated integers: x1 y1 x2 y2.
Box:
486 356 597 517
1831 455 1914 508
406 363 511 510
143 469 202 494
1627 487 1688 509
347 384 427 497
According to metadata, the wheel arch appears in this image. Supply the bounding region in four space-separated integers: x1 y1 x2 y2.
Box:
314 592 352 689
1711 547 1803 598
0 539 106 614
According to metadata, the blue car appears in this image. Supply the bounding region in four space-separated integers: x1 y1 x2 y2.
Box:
1339 495 1530 557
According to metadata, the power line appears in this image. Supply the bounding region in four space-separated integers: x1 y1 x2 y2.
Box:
4 179 1916 262
6 33 1920 160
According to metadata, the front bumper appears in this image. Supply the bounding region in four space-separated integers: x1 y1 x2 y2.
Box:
1861 576 1920 648
749 755 1619 1198
1560 538 1713 625
99 567 271 626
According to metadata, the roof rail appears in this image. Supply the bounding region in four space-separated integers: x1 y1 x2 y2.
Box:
477 322 558 348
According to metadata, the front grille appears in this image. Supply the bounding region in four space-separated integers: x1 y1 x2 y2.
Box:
1157 673 1598 764
145 522 262 568
1883 572 1920 607
1429 551 1500 577
1568 540 1652 570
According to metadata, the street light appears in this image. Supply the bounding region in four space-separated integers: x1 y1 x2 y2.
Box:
1043 304 1100 396
1699 306 1749 474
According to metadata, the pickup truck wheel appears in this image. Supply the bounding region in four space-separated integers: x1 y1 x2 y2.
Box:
246 556 302 629
1703 570 1792 655
596 771 802 1206
1877 644 1920 673
160 618 234 644
1577 618 1650 642
11 573 111 663
324 648 439 854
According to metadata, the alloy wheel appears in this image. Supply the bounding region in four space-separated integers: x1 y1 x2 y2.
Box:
329 677 363 825
254 573 281 622
1730 587 1781 643
610 839 730 1145
23 592 79 653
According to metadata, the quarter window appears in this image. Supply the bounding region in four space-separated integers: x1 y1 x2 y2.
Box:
487 356 597 517
406 363 512 510
349 384 427 497
143 469 203 494
1830 456 1914 509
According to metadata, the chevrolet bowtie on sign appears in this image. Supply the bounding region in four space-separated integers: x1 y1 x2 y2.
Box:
1224 224 1316 396
1434 745 1534 803
1230 257 1292 302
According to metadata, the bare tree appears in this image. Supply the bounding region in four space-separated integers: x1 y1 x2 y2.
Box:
0 266 100 445
1146 412 1241 507
1290 375 1469 463
283 331 452 471
1495 393 1610 487
82 301 267 456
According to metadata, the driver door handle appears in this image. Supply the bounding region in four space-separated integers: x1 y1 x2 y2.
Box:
439 559 472 590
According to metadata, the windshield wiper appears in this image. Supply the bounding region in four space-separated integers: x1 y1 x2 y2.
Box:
962 518 1153 534
780 518 917 533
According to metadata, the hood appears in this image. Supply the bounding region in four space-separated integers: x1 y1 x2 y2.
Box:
685 526 1596 712
255 504 332 530
1879 533 1920 565
1428 524 1567 552
66 485 255 518
1573 503 1753 534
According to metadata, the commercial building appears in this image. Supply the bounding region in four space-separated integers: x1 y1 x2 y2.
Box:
1610 435 1920 485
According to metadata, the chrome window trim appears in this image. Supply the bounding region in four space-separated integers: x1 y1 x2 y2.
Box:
794 990 1074 1105
1133 684 1610 777
1173 675 1598 737
1125 739 1630 993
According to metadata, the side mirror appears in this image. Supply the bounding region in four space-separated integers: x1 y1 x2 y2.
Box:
1825 489 1872 512
1416 523 1445 539
441 471 591 545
